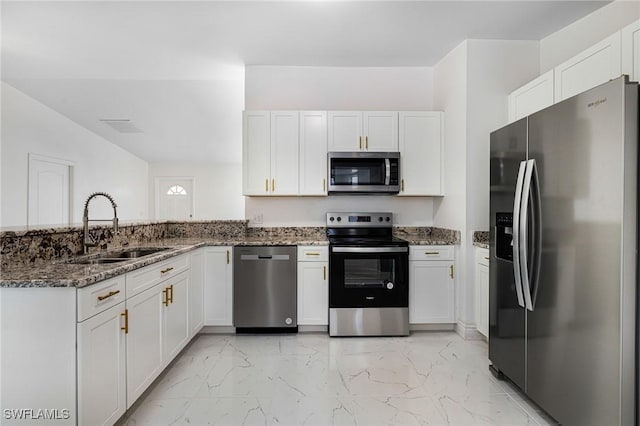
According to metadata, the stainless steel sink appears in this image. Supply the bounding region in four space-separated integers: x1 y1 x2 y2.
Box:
98 248 170 259
69 247 172 265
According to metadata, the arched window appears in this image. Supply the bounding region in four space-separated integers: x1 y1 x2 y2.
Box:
166 185 187 196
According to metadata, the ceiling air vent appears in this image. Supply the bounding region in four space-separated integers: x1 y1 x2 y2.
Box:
99 119 143 134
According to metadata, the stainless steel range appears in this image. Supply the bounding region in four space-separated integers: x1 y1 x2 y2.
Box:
327 212 409 336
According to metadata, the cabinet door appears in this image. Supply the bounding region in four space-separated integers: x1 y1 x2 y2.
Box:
508 70 555 122
126 284 164 408
163 271 190 363
554 32 622 102
622 19 640 82
297 261 328 325
328 111 362 151
189 249 205 338
299 111 328 195
77 302 127 426
398 112 444 196
243 111 271 195
475 249 490 338
363 111 398 151
270 111 299 195
204 247 233 326
409 260 455 323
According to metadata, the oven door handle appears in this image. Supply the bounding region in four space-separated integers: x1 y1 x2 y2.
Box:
331 247 408 253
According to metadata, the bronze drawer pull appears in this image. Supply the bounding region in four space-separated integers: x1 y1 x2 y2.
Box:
160 267 174 274
97 290 120 301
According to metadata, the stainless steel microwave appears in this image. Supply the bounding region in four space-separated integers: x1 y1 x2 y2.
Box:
328 152 400 194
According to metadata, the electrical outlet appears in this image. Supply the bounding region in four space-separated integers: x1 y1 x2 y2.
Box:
252 213 263 224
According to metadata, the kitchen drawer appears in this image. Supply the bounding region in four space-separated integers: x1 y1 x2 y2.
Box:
297 246 328 262
409 245 454 261
476 248 490 267
78 276 126 322
126 254 190 298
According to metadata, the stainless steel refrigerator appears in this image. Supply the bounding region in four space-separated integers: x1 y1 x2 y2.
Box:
489 76 638 426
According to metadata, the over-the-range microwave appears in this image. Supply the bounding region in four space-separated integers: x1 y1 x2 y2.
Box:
328 152 400 194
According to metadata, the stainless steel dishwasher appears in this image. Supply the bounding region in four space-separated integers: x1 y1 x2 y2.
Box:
233 246 297 332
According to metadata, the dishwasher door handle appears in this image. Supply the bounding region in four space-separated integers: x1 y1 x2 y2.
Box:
240 254 291 261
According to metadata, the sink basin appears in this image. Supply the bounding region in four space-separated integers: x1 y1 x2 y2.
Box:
68 247 172 265
99 248 170 259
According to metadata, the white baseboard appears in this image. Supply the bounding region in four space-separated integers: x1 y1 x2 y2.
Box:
298 325 329 333
455 321 485 340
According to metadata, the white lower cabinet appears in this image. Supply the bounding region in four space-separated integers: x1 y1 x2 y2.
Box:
125 283 164 407
162 271 190 364
475 248 490 338
204 246 233 326
297 246 329 325
189 249 205 337
409 245 455 324
77 301 127 426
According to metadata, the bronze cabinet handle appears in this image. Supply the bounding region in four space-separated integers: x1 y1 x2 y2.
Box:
322 178 326 192
272 179 275 192
401 179 405 192
160 267 174 274
121 310 128 334
323 266 327 280
169 284 174 304
449 265 454 279
359 136 362 149
97 290 120 301
365 136 368 149
424 251 439 255
162 288 169 306
226 250 230 264
265 178 269 192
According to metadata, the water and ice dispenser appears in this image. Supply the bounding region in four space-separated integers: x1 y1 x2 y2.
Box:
495 213 513 262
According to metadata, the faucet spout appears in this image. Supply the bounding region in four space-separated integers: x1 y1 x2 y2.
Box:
83 192 119 254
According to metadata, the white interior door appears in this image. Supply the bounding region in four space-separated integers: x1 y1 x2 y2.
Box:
156 177 194 220
28 153 72 226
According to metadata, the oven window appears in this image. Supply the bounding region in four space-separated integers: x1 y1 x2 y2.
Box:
344 259 395 288
331 159 386 186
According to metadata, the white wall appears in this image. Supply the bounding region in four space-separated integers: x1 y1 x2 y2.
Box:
540 0 640 72
245 65 436 226
432 39 539 330
148 162 244 220
246 196 433 227
1 82 149 227
246 66 434 111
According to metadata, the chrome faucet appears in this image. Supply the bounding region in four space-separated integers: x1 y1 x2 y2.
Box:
83 192 119 254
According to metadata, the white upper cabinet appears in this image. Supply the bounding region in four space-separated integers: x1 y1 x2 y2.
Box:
299 111 328 195
508 70 555 122
270 111 300 195
328 111 398 152
363 111 398 151
554 32 622 102
622 19 640 82
398 111 444 196
327 111 362 151
243 111 271 195
243 111 299 196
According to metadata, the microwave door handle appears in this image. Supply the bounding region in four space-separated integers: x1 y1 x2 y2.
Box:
385 158 391 185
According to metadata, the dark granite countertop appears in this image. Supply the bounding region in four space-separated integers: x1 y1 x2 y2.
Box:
1 226 460 288
473 231 489 249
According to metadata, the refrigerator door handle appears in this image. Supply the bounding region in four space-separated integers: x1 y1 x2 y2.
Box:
520 159 538 311
529 159 542 309
512 161 527 308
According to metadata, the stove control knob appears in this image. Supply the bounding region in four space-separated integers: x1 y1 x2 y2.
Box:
386 282 394 290
385 216 391 222
378 216 383 222
329 216 335 222
337 217 342 222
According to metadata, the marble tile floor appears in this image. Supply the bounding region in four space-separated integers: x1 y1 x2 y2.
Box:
119 332 556 426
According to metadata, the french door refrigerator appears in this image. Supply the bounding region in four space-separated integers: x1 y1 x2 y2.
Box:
489 76 638 426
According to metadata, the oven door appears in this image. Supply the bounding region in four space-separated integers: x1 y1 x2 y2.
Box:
329 246 408 308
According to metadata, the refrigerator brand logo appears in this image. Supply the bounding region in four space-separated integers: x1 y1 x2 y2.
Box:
587 97 607 108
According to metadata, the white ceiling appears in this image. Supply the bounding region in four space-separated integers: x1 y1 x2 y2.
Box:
2 0 610 163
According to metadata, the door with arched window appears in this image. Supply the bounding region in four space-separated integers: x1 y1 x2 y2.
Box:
155 177 194 220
